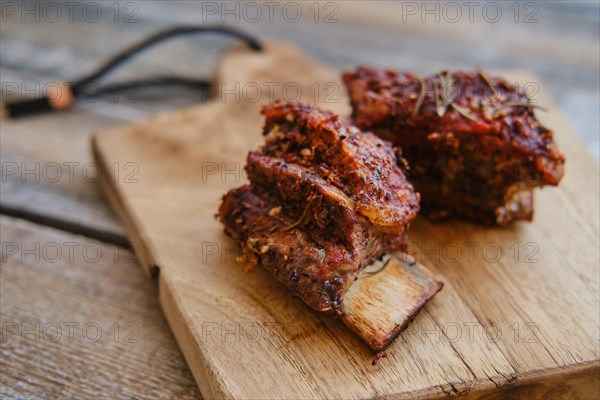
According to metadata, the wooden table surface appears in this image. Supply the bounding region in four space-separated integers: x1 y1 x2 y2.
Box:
1 2 598 399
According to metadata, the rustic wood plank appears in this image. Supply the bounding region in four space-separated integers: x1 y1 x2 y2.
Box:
0 64 208 244
0 215 202 399
0 48 233 243
0 91 129 243
92 42 600 398
1 3 599 397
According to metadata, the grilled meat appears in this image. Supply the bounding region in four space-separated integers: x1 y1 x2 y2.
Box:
248 102 419 256
219 185 406 313
218 101 419 314
343 67 565 225
258 102 419 232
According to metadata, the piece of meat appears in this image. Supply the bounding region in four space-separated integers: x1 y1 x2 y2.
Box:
246 151 372 256
258 102 419 229
220 185 444 352
343 67 565 225
247 102 418 257
217 101 420 314
219 185 402 313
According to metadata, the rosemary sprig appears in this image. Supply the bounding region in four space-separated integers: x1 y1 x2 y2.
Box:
434 81 444 117
449 103 478 121
502 101 548 112
412 77 426 117
491 101 547 119
435 71 454 117
434 71 480 121
477 67 497 96
285 198 316 231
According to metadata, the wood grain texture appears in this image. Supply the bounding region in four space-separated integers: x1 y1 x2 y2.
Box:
0 104 128 244
92 42 600 398
0 216 201 400
341 254 443 353
1 2 598 398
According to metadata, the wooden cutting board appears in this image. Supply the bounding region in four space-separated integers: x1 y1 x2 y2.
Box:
91 42 599 399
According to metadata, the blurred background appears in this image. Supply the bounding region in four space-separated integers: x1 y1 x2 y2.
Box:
2 1 599 154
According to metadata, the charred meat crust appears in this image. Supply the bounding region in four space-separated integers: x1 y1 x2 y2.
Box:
246 151 366 254
218 101 419 314
259 101 419 230
220 187 409 314
343 67 565 225
219 185 354 312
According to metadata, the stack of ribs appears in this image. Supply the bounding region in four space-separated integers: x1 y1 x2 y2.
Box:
219 102 442 353
343 68 565 225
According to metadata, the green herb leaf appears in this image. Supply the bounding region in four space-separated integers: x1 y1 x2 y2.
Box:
477 67 497 96
503 101 548 112
412 77 426 117
450 103 479 121
435 71 453 117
